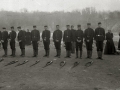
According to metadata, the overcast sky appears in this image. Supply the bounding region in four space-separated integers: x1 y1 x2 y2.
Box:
0 0 120 12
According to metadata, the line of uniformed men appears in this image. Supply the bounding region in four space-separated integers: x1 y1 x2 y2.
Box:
0 22 105 60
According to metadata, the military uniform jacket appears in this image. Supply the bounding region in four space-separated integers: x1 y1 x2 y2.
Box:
106 32 113 41
18 30 26 42
63 29 72 42
84 28 94 42
31 30 40 41
71 29 76 42
42 30 50 42
1 31 9 41
75 30 83 42
9 31 16 42
95 27 105 41
53 30 62 42
0 31 1 41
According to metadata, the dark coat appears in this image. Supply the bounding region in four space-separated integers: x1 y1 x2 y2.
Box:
75 29 83 42
18 30 26 42
71 29 76 42
53 30 62 42
9 31 16 42
0 31 1 41
104 32 116 54
1 31 9 41
63 29 72 42
95 27 105 41
31 30 40 42
118 33 120 50
42 30 50 42
84 28 94 42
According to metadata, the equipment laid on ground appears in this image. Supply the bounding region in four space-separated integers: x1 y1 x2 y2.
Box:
60 61 66 68
71 61 80 69
0 58 4 62
85 61 93 67
42 61 53 68
15 60 29 67
5 60 18 66
30 60 40 67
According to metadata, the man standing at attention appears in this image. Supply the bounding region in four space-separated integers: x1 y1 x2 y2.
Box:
42 26 50 57
31 26 40 57
9 26 16 57
75 25 83 59
63 25 72 58
53 25 62 58
95 22 105 60
1 27 9 57
84 23 94 59
17 26 26 57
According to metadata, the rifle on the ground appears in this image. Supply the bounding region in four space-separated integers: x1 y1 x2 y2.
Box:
42 61 53 68
30 60 40 67
60 61 66 68
15 60 29 67
71 61 80 69
5 60 18 66
0 58 4 62
85 61 93 67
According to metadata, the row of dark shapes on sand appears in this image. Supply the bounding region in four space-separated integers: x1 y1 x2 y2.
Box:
0 58 93 68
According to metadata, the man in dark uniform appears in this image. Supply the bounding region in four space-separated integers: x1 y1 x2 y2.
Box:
95 22 105 60
9 26 16 57
71 25 76 54
1 27 9 57
63 25 72 58
26 29 31 45
0 31 1 48
84 23 94 59
17 26 26 57
53 25 62 58
42 26 50 57
75 25 83 59
31 26 40 57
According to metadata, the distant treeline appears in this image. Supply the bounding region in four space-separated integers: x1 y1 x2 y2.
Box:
0 7 120 32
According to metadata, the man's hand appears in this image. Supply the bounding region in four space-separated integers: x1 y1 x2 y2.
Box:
87 40 89 42
56 40 59 42
1 40 4 43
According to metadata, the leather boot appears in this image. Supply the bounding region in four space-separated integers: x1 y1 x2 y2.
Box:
20 49 23 56
43 50 47 57
22 49 25 57
76 51 78 58
55 50 58 57
36 50 38 57
86 51 89 58
33 50 36 57
89 51 92 59
68 51 71 58
47 50 49 58
65 50 68 58
3 49 7 57
13 50 16 57
58 50 61 58
10 50 13 56
80 51 82 59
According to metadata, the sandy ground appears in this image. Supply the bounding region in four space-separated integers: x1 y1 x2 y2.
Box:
0 42 120 90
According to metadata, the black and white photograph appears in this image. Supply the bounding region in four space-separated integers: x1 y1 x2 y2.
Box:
0 0 120 90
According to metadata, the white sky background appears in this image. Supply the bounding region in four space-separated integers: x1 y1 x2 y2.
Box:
0 0 120 12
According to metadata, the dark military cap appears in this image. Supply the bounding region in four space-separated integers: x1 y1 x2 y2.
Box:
56 25 59 26
77 25 81 27
66 25 70 26
11 26 14 29
71 25 74 27
87 23 91 25
3 27 6 29
44 25 48 27
98 22 102 24
33 25 36 28
17 26 21 29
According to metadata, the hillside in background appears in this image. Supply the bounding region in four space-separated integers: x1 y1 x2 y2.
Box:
0 7 120 32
